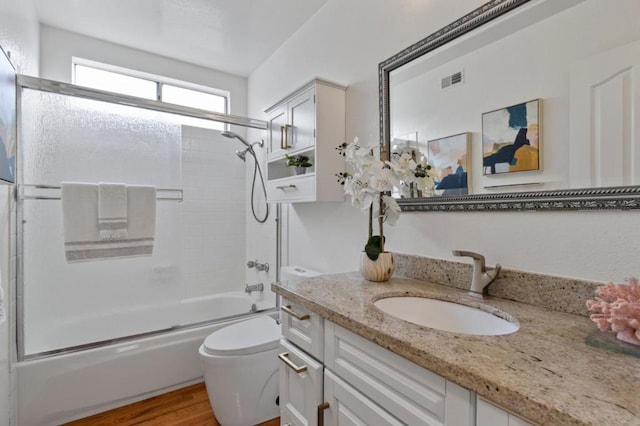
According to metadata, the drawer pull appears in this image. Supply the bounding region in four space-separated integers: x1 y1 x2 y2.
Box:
281 305 310 320
278 352 307 373
276 184 297 190
317 401 330 425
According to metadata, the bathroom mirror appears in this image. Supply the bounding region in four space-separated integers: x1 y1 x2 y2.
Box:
379 0 640 211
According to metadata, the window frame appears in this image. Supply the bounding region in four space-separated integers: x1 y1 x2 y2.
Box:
72 57 230 115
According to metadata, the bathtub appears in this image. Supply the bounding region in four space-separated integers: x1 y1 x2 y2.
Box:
16 291 276 426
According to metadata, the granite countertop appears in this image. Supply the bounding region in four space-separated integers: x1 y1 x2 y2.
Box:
272 272 640 426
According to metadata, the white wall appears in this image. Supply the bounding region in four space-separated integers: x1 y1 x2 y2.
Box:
181 126 246 298
0 0 39 424
39 25 248 119
248 0 640 283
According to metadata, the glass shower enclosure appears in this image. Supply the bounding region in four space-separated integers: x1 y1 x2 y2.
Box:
16 76 273 359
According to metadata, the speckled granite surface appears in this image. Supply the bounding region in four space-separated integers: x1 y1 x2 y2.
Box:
394 252 602 317
272 271 640 426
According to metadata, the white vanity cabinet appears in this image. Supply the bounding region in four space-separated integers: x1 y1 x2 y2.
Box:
278 303 477 426
265 79 346 203
476 398 533 426
279 299 325 426
323 322 475 426
279 339 324 426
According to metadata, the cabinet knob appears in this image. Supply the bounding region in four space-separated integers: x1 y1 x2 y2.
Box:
278 352 308 373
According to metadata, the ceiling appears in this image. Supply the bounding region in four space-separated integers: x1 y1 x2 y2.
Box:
34 0 328 77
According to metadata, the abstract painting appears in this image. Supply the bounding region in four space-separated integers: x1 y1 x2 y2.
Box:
427 132 470 196
482 99 541 175
0 45 15 183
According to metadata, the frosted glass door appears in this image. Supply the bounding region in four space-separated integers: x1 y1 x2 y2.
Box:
19 89 182 355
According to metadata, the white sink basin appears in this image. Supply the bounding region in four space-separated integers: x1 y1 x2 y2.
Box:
373 296 519 336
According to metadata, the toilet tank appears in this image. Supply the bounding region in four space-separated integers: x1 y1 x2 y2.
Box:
280 265 322 281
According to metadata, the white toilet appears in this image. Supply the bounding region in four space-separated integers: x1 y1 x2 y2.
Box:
199 314 281 425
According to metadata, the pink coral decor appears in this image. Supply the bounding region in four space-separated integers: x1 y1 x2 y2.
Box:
586 278 640 346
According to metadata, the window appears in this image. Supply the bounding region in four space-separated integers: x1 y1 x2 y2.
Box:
74 65 157 100
73 59 228 130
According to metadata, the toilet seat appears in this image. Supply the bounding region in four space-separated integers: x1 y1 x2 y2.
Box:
202 315 280 356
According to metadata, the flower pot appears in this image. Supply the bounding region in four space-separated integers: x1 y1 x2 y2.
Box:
295 166 307 175
360 252 394 282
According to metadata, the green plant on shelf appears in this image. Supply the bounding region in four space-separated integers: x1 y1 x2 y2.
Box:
284 153 312 168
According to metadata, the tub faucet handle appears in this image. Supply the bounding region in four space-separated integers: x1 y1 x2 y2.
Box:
247 260 257 268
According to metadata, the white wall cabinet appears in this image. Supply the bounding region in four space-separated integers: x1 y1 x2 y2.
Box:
265 79 346 203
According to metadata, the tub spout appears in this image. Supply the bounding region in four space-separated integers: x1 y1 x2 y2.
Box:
245 283 264 294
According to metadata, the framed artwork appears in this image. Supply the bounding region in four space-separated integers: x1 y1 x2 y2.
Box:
427 132 470 196
482 99 541 175
0 45 15 184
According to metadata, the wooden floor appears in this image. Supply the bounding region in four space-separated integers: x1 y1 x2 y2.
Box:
63 383 280 426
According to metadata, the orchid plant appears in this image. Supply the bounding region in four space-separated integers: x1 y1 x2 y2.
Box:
336 137 434 261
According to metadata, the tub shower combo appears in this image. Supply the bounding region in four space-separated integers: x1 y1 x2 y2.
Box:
14 76 277 425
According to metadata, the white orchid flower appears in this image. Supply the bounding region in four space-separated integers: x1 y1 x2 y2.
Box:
386 153 417 175
381 195 401 226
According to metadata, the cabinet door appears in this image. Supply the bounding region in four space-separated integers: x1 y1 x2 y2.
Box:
268 103 288 158
288 88 315 152
476 398 533 426
324 322 447 424
279 339 324 426
323 370 403 426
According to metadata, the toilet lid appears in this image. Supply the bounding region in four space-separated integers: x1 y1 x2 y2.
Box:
203 315 281 356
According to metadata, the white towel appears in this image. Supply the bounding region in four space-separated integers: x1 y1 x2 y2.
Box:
98 183 128 240
61 182 157 263
126 185 157 255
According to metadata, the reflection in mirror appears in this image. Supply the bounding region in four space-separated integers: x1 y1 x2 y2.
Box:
381 0 640 211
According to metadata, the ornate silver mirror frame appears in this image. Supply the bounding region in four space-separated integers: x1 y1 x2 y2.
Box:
378 0 640 212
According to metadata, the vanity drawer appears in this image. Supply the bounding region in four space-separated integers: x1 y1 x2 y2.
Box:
325 322 449 424
267 175 316 203
279 339 323 426
281 299 324 361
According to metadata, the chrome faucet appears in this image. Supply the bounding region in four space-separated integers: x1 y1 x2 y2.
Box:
255 262 269 272
452 250 501 296
245 282 264 294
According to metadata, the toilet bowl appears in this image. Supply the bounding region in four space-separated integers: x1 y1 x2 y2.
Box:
199 314 281 426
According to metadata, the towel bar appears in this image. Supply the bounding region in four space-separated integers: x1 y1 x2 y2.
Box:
18 184 183 202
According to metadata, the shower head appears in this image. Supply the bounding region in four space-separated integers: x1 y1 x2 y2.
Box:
235 148 249 162
221 130 264 150
221 130 251 148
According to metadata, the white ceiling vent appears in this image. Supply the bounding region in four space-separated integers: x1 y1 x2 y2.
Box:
441 71 463 89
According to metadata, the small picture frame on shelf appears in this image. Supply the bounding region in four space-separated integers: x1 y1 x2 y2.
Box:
482 99 541 175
